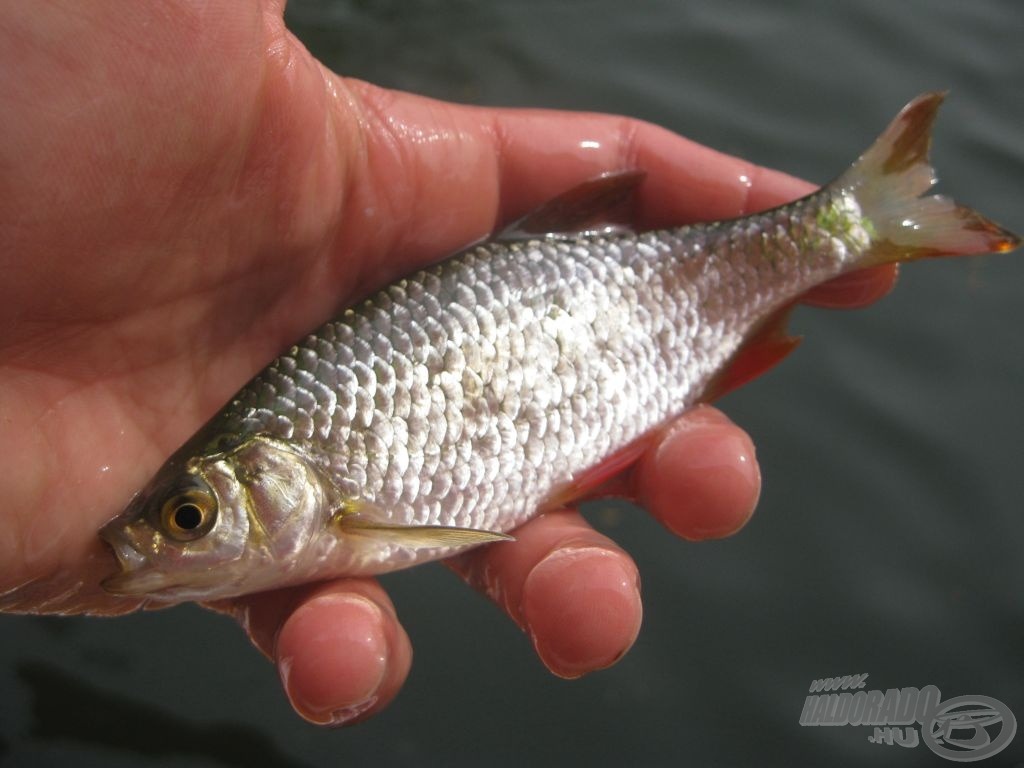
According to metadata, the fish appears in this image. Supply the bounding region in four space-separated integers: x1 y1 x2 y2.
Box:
100 93 1019 602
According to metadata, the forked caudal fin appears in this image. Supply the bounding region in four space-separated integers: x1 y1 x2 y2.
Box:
702 94 1019 404
839 92 1019 264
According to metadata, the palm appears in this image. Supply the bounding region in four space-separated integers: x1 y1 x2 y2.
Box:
1 4 381 609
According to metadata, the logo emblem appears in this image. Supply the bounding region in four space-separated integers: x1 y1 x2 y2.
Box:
922 695 1017 762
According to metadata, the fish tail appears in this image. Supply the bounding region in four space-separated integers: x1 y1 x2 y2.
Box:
839 92 1019 265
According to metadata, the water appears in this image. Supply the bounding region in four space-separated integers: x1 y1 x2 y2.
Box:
2 1 1022 766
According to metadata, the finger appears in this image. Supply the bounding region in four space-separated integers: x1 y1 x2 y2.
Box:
0 538 146 616
331 80 816 290
631 406 761 541
800 264 899 308
447 510 642 680
485 109 815 227
212 578 412 727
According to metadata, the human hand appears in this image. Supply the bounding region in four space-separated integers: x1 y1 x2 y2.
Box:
0 0 895 724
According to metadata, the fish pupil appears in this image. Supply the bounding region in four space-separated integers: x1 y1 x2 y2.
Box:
173 503 203 531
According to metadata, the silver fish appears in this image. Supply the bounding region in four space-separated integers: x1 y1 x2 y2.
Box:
100 93 1018 602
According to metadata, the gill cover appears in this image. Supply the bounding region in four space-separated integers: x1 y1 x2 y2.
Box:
99 436 328 599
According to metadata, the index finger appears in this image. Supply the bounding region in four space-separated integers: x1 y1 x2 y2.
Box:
485 108 815 227
334 80 816 290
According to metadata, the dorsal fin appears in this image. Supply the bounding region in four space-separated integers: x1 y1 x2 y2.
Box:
497 170 645 241
701 305 802 402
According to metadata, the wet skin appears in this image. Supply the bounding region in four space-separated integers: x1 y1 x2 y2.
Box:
0 0 896 725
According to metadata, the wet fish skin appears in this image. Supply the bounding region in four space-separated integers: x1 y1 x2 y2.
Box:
100 93 1019 602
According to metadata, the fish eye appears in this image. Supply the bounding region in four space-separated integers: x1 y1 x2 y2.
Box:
160 488 217 542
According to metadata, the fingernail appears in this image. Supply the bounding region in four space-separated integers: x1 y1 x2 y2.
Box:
523 547 642 679
278 594 387 726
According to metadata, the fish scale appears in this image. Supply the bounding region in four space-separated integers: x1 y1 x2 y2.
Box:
99 93 1019 601
223 211 842 538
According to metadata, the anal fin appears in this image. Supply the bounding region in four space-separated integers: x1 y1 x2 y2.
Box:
701 304 802 402
542 433 658 510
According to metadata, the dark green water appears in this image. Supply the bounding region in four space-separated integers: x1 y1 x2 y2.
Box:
2 1 1022 766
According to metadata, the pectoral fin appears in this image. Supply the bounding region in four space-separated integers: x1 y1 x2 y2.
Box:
331 500 513 549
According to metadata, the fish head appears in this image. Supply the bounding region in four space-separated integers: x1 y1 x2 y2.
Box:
100 435 333 601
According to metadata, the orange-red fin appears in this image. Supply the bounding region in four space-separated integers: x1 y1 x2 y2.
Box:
800 264 899 309
701 305 802 402
541 433 658 510
498 170 645 240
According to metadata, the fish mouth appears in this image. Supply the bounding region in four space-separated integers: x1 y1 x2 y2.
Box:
98 522 231 601
98 519 181 597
